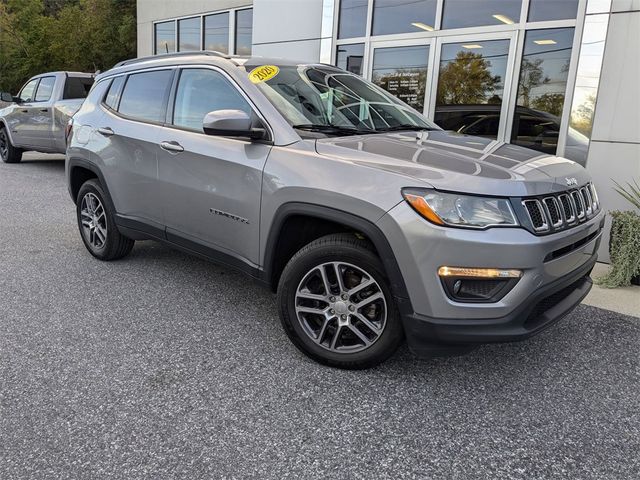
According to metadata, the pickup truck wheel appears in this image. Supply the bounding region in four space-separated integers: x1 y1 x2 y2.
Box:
0 127 23 164
76 179 134 261
277 233 404 369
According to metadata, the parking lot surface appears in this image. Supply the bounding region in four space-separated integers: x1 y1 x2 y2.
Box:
1 155 639 479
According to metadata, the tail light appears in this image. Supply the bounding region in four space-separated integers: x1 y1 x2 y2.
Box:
65 119 73 145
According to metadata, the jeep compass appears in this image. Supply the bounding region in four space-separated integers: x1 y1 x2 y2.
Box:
66 52 604 369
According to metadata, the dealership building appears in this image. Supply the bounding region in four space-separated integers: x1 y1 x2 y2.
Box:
136 0 640 260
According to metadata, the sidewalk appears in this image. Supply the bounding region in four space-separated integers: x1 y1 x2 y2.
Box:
584 262 640 317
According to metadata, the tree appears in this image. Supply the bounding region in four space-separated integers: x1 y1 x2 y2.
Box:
518 58 549 108
436 51 501 105
0 0 136 93
532 92 565 117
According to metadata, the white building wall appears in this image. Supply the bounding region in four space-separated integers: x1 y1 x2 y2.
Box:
586 2 640 261
251 0 331 62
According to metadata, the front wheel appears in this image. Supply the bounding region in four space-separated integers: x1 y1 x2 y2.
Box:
76 179 134 261
0 126 23 163
277 233 404 369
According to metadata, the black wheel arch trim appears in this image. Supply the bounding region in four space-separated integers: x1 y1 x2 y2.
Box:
67 157 116 210
263 202 412 306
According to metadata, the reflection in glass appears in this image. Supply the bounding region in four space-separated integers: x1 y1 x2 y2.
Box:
435 40 510 139
566 14 609 165
336 43 365 75
155 21 175 54
442 0 521 29
235 9 253 55
512 28 575 154
371 45 429 111
372 0 437 36
338 0 368 38
528 0 579 22
178 17 201 52
204 12 229 53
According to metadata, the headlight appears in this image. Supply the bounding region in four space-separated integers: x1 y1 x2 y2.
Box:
402 188 518 229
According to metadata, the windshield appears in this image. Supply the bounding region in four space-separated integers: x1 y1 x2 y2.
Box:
248 64 438 135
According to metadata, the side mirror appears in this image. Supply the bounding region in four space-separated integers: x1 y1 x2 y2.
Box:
203 109 266 140
0 92 14 103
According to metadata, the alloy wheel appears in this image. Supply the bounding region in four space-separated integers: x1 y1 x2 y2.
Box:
295 261 387 353
80 192 107 250
0 129 8 161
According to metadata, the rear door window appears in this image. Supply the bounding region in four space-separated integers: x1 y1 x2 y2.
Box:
172 68 252 132
104 76 125 110
118 70 174 123
34 76 56 102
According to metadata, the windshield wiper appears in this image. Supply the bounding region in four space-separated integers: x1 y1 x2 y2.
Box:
375 124 434 132
292 124 373 136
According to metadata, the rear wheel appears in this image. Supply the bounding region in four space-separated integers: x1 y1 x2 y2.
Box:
0 126 23 164
76 179 134 261
277 233 404 369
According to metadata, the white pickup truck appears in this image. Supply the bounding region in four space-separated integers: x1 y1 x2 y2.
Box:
0 71 94 163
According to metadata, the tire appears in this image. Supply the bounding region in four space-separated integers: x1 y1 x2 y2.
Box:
76 179 134 261
277 233 404 369
0 126 23 164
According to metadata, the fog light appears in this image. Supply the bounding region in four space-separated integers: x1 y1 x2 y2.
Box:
438 266 522 279
438 267 523 303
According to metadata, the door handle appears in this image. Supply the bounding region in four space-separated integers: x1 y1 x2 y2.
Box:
159 141 184 153
39 108 48 112
20 109 28 113
97 127 114 137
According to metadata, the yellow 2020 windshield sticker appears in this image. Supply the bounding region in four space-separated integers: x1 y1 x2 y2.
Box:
248 65 279 83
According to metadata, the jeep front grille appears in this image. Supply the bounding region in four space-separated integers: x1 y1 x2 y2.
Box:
521 183 600 234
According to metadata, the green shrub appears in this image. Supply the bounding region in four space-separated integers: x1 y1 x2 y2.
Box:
596 210 640 288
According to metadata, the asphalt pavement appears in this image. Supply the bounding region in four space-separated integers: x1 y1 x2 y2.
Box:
1 154 639 479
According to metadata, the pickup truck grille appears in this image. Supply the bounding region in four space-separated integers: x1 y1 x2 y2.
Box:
521 183 599 234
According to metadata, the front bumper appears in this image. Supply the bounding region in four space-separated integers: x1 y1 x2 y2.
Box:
378 202 605 355
400 255 595 356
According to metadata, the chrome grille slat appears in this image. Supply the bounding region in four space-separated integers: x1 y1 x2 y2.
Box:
521 183 599 235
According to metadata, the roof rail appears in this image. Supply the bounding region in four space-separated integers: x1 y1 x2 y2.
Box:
114 51 230 68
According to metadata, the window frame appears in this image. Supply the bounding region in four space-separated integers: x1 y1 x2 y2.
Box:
152 6 253 57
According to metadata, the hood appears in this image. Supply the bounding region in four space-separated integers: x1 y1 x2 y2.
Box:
315 130 591 197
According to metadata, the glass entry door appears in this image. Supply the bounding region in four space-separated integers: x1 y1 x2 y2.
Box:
368 40 432 114
430 33 517 140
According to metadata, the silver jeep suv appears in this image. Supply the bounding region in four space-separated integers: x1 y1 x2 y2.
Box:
66 52 604 369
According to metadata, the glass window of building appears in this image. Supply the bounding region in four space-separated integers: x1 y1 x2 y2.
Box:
336 43 365 75
371 45 430 111
528 0 579 22
155 21 175 54
338 0 368 39
235 9 253 55
435 40 510 139
178 17 201 52
204 12 229 53
512 28 575 154
372 0 437 36
442 0 522 29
